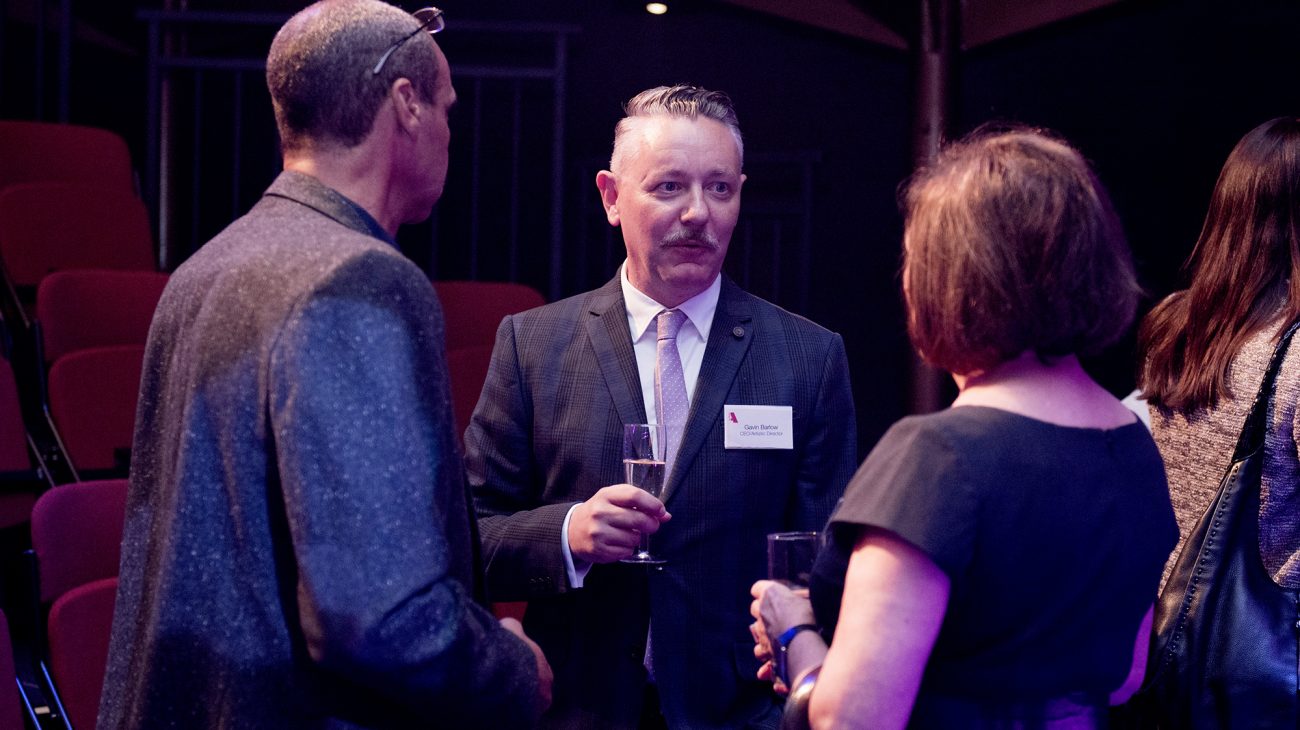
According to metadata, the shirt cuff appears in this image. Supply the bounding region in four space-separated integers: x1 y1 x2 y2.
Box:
561 503 592 588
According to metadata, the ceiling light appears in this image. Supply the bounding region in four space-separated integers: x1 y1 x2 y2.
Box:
646 3 668 15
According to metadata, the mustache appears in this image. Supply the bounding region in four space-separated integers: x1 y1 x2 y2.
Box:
662 230 720 249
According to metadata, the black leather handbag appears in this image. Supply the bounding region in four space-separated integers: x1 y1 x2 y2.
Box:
1136 320 1300 728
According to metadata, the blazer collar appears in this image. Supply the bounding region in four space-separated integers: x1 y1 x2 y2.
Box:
583 274 756 504
263 171 395 246
584 276 647 428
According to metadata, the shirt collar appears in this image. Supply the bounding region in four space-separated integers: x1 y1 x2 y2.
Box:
340 196 394 245
620 262 720 342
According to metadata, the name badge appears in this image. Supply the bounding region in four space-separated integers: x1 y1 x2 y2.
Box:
723 405 794 449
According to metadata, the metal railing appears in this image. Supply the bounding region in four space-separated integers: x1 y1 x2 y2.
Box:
139 9 577 298
136 10 818 312
0 0 74 121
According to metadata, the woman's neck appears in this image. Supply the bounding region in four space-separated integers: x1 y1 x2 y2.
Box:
951 352 1135 429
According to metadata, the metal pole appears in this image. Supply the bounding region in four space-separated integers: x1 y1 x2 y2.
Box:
34 0 44 118
548 32 567 300
57 0 69 120
469 76 482 279
158 0 181 270
0 2 6 107
907 0 958 414
145 17 162 266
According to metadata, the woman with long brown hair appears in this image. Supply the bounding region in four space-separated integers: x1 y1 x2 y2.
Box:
1137 117 1300 725
1140 116 1300 582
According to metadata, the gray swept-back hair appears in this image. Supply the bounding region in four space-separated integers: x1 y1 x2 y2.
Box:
609 85 744 173
266 0 441 152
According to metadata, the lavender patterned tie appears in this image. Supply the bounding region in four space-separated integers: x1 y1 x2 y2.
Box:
647 308 688 680
655 309 688 480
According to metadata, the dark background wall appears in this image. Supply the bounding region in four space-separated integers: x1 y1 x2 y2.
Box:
4 0 1299 451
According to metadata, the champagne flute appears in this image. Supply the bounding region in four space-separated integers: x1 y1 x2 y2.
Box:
620 423 667 565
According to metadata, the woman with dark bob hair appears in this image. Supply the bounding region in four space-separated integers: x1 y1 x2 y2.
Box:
750 128 1177 729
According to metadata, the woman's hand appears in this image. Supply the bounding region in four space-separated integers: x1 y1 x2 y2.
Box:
749 622 789 695
750 580 818 693
751 579 818 637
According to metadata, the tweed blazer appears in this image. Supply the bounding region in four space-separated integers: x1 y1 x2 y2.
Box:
99 172 539 729
468 274 858 729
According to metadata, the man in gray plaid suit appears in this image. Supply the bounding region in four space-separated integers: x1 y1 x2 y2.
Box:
468 85 858 729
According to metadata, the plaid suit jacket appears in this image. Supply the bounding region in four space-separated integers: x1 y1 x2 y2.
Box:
469 274 858 729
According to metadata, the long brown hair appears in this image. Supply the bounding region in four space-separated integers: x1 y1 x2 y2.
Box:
1139 117 1300 412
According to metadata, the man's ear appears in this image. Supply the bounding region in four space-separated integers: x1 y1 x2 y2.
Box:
390 78 421 134
595 170 620 226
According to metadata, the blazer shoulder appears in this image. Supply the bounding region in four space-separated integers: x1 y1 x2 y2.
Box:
733 288 842 343
507 283 616 329
173 207 430 341
192 200 403 281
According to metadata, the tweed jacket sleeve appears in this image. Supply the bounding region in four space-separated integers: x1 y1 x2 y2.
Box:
268 251 540 726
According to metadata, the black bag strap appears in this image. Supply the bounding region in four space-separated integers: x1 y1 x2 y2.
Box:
1121 318 1300 729
1230 318 1300 462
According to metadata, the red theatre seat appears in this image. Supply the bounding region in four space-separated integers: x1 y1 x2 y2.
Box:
432 281 544 626
432 280 545 438
36 270 168 365
46 345 143 475
0 183 156 291
432 280 545 351
31 480 128 729
46 576 117 730
0 121 135 194
30 479 128 607
445 345 494 442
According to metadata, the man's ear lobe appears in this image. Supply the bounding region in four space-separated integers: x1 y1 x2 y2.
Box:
595 170 620 226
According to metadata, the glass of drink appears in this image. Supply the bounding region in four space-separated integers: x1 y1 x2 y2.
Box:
620 423 667 565
766 531 819 589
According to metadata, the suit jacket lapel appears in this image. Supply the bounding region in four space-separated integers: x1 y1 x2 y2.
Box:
583 276 647 429
662 277 754 505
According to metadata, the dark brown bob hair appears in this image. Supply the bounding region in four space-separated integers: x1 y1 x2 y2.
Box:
903 127 1139 375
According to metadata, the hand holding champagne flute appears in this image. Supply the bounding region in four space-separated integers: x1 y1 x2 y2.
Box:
621 423 667 565
761 531 821 690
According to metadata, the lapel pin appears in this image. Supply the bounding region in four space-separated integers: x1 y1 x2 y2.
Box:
732 326 745 339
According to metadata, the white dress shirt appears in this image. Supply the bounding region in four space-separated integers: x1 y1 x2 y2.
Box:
561 264 721 587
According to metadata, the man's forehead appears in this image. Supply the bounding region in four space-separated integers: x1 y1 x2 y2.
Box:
631 114 732 141
621 115 742 170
